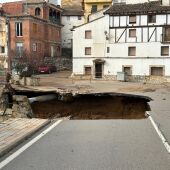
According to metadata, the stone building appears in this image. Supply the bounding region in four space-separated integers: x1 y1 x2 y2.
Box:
0 6 8 70
72 1 170 82
62 9 84 49
2 0 63 70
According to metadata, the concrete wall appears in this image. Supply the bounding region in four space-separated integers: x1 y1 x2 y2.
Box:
73 15 109 58
62 15 85 48
73 58 170 76
162 0 170 5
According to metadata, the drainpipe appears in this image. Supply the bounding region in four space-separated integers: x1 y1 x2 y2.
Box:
28 94 57 103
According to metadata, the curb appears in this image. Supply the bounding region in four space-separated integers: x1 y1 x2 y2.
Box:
0 119 51 157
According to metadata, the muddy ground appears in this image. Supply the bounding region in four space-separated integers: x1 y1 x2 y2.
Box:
31 94 150 120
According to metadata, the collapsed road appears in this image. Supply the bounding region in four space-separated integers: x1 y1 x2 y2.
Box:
3 85 152 120
1 87 170 170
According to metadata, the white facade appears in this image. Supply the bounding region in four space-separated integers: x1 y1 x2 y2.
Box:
73 3 170 80
162 0 170 5
0 16 8 69
62 15 85 48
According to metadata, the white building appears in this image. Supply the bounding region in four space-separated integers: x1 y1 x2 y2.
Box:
0 9 8 70
72 1 170 81
62 9 84 49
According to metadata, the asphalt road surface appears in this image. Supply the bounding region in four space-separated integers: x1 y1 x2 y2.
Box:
1 120 170 170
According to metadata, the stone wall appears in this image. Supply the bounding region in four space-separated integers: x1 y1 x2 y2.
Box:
12 95 33 118
44 57 72 71
72 74 170 84
61 0 83 10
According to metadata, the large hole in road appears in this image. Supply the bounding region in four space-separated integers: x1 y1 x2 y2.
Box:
24 92 151 120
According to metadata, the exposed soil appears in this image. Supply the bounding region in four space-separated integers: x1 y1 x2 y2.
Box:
31 93 151 120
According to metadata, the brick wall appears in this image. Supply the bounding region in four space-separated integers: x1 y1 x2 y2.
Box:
2 2 23 15
9 17 62 66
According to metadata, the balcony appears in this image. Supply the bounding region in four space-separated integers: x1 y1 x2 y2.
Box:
49 17 61 25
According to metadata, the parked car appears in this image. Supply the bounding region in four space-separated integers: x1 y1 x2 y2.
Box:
38 65 56 74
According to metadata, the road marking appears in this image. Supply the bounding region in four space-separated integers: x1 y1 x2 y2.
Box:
147 112 170 154
0 119 63 169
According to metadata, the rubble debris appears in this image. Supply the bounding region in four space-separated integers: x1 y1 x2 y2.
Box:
12 95 33 118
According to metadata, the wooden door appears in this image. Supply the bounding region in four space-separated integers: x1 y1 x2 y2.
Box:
95 63 102 78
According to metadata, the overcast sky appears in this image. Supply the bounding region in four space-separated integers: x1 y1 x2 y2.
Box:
0 0 22 2
0 0 61 4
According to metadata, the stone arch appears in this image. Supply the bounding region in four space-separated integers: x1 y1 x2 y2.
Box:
53 10 57 19
49 8 53 18
35 7 41 16
57 12 60 20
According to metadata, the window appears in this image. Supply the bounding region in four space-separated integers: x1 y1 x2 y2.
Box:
51 46 54 57
33 23 38 33
161 46 169 56
38 43 41 51
67 16 70 21
107 47 110 53
85 30 92 39
163 27 170 42
0 46 5 53
85 47 91 55
129 15 136 24
57 30 60 37
16 43 23 57
35 7 41 16
148 14 156 23
103 5 109 8
129 29 136 37
150 67 163 76
78 16 81 20
91 5 97 13
16 22 23 36
123 66 132 76
32 43 37 52
85 67 92 75
128 47 136 56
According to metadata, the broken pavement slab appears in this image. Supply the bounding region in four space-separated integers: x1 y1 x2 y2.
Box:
0 118 50 157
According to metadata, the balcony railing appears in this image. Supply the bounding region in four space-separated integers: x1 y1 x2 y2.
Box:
49 17 61 25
